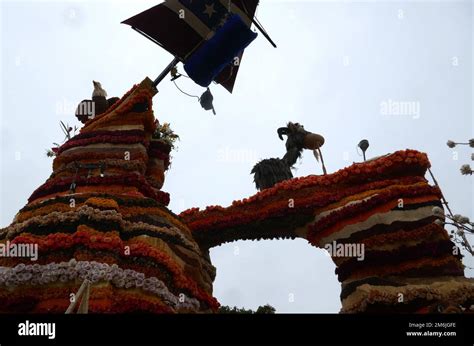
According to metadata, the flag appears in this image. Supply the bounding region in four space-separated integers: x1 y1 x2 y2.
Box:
122 0 260 93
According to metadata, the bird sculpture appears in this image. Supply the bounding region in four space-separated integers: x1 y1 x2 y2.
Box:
251 122 325 190
75 81 120 123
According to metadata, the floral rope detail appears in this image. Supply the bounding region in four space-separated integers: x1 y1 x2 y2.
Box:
180 175 426 225
335 239 462 282
81 84 155 133
182 180 434 239
0 259 200 310
52 159 147 178
84 197 119 211
1 206 199 254
68 129 146 142
361 223 447 248
228 150 429 206
28 173 170 206
19 193 167 214
53 151 149 172
310 184 441 233
344 255 462 282
6 230 218 309
341 280 474 313
56 134 147 156
0 286 177 313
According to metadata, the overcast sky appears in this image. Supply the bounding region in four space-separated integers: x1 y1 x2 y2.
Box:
1 0 472 313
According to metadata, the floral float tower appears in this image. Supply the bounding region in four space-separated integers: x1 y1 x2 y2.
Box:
0 79 472 313
0 78 218 313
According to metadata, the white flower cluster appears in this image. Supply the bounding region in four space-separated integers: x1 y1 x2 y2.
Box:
1 205 199 255
446 140 474 175
0 259 200 310
452 214 470 224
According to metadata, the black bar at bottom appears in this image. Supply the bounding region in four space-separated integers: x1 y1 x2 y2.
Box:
0 313 473 345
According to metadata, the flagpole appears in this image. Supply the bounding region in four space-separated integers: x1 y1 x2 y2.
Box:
251 18 277 48
153 56 180 87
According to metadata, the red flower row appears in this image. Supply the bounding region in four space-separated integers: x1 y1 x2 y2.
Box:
81 83 141 128
10 229 219 310
28 172 170 206
181 176 427 234
180 150 430 223
242 149 429 205
311 183 441 233
21 191 160 214
0 287 175 313
57 134 147 155
82 87 155 134
67 129 146 142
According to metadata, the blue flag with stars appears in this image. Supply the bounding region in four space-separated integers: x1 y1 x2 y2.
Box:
122 0 260 93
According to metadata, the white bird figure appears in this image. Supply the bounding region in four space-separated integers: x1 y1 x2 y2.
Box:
92 80 108 98
76 81 118 123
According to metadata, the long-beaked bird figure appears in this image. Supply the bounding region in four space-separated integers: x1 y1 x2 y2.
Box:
75 81 120 124
251 122 325 191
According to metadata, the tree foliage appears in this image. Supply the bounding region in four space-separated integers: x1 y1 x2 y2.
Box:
218 304 276 314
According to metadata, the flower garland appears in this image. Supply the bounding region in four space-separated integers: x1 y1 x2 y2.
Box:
180 175 426 225
69 129 146 142
81 83 155 133
341 279 474 313
313 181 428 217
0 259 200 310
335 239 461 281
28 173 170 206
19 193 163 214
87 112 153 131
217 150 429 209
7 230 218 309
86 83 140 125
0 244 214 298
311 203 441 247
0 285 175 313
310 184 441 235
182 179 436 240
56 133 147 156
343 255 463 282
28 186 145 205
53 151 149 172
84 197 119 211
1 206 199 255
52 159 147 179
361 222 448 248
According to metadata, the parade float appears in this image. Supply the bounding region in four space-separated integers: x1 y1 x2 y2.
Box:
0 78 472 313
0 0 473 314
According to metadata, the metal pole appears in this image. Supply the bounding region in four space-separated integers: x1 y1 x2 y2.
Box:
251 18 277 48
153 56 180 87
